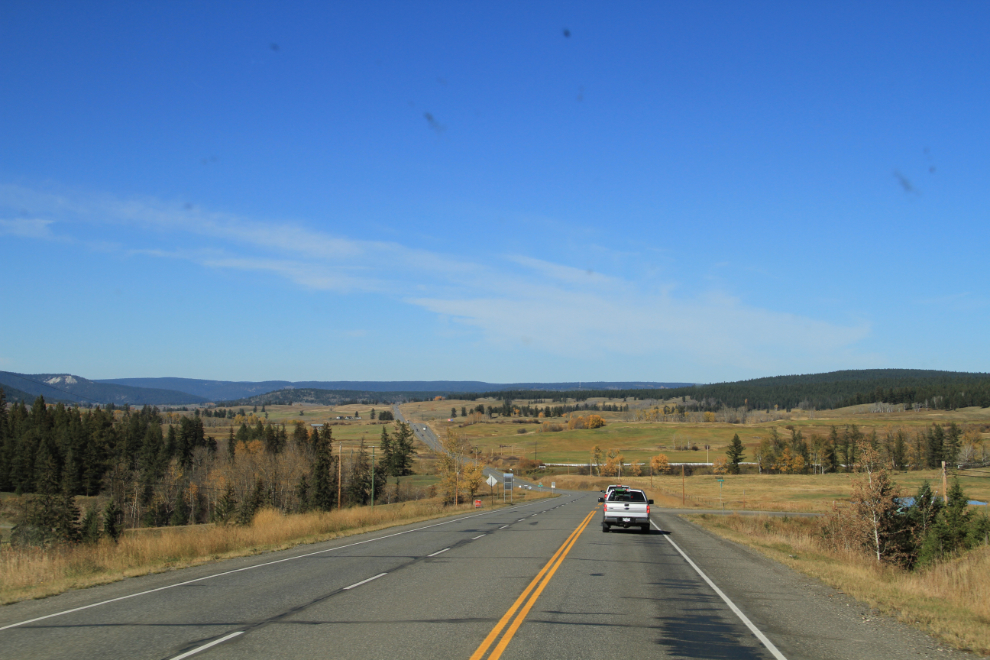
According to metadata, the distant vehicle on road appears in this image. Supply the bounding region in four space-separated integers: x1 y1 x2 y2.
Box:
599 487 653 534
602 484 630 498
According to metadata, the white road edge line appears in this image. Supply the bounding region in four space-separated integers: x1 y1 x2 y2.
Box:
652 519 787 660
499 525 509 529
169 631 243 660
343 573 387 590
427 548 450 557
472 535 485 540
0 500 548 632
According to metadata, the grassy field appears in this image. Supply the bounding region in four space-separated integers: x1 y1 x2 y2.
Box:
540 471 990 513
689 513 990 655
0 492 556 605
399 400 990 469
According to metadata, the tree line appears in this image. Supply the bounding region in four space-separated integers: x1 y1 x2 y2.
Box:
749 423 985 474
0 390 419 547
470 370 990 413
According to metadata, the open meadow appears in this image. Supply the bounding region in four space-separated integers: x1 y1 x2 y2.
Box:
400 398 990 472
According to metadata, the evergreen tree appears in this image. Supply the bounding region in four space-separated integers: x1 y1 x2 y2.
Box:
164 425 178 460
926 424 945 469
292 421 308 447
237 477 265 525
0 387 12 491
726 434 745 474
347 441 372 505
80 506 100 543
311 427 338 511
392 422 417 476
170 487 190 526
236 423 250 443
103 499 123 542
378 425 395 476
213 483 237 523
227 427 237 461
944 423 962 465
295 474 310 512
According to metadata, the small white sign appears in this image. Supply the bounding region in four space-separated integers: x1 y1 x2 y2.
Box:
486 475 498 487
551 482 555 489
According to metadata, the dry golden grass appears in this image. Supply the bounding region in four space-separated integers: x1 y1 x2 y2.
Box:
541 472 989 513
689 513 990 655
0 495 553 605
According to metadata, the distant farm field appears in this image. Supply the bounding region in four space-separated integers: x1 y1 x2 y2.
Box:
399 400 990 468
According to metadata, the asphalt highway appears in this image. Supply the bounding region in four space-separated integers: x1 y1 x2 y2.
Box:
0 492 975 660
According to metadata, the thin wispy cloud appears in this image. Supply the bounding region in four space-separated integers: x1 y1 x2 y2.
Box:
0 218 57 240
1 182 874 374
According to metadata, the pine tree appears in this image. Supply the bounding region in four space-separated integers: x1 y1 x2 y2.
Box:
0 387 11 491
213 483 237 524
165 425 178 460
80 506 100 543
726 434 745 474
292 421 308 447
103 499 123 542
296 474 310 512
237 477 265 525
170 487 190 526
378 425 395 476
311 426 338 511
392 422 417 476
944 423 962 465
347 441 372 505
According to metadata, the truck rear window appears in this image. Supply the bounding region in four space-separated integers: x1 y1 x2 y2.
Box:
608 491 646 502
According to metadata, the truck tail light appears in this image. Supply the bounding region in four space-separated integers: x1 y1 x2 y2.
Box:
647 504 650 515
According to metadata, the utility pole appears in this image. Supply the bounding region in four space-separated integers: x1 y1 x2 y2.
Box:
681 464 686 506
942 461 948 504
371 446 375 510
337 443 342 510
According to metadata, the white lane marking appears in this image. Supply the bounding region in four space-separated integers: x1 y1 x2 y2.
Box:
343 573 387 590
472 535 485 540
499 525 509 529
652 519 787 660
0 501 546 632
169 631 243 660
427 548 450 557
518 519 526 522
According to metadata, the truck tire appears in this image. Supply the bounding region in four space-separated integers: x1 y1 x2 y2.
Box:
602 523 610 533
640 524 650 534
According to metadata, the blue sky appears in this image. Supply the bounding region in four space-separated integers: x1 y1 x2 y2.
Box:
1 1 988 383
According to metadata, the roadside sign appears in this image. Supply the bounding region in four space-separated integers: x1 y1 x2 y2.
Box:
474 499 482 508
486 475 498 487
503 473 513 487
551 482 555 490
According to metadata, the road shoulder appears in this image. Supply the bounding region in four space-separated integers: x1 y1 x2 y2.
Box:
655 510 982 660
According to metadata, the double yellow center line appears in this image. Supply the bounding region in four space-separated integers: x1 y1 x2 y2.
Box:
469 509 597 660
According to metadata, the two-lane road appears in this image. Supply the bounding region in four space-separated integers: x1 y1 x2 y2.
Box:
0 492 973 659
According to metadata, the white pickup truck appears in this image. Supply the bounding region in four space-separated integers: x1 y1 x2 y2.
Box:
598 487 653 533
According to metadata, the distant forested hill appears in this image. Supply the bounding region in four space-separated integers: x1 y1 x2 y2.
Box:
99 378 688 401
480 369 990 411
0 382 64 404
0 372 207 405
224 388 431 406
